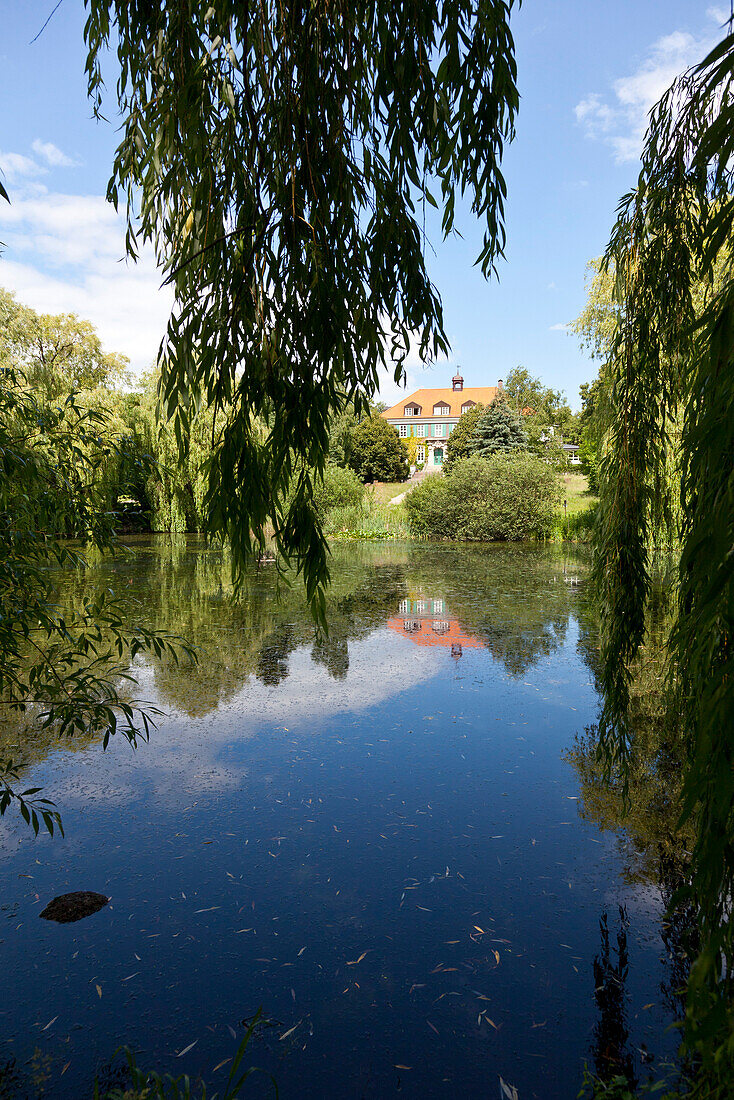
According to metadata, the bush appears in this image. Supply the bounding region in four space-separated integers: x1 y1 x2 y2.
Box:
312 465 365 516
405 454 561 540
348 413 409 482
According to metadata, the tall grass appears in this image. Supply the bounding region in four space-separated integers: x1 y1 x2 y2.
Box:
322 500 412 540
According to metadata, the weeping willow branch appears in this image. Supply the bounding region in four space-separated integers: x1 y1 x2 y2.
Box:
597 28 734 1085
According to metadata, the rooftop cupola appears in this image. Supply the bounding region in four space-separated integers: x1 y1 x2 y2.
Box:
452 369 464 391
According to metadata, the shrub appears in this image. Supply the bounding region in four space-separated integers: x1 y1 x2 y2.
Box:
405 454 561 540
348 413 409 483
312 465 365 516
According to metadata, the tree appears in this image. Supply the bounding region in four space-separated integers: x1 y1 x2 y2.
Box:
593 25 734 1086
0 365 193 834
503 365 576 451
84 0 520 613
349 413 409 483
0 288 127 401
445 401 486 468
469 398 527 456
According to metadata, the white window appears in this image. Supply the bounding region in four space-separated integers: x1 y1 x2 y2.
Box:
433 423 446 437
461 401 475 412
432 599 444 614
432 620 450 634
416 600 427 614
399 423 407 437
433 404 450 416
404 404 421 416
399 598 410 614
416 445 425 463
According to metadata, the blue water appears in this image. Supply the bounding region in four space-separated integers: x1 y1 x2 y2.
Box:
0 541 680 1097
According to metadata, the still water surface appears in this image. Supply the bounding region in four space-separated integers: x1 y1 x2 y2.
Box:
0 539 679 1097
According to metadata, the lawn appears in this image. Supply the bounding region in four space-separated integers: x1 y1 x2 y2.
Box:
558 471 596 515
368 480 411 505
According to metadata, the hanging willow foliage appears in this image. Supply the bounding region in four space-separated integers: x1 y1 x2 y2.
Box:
83 0 519 617
597 27 734 1081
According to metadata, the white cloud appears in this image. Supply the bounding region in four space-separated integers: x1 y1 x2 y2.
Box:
575 19 720 163
0 150 45 184
0 181 172 373
549 322 569 332
31 139 78 168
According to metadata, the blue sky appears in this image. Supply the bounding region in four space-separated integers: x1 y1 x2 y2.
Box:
0 1 726 409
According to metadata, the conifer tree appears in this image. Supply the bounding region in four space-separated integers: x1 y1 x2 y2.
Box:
468 399 527 456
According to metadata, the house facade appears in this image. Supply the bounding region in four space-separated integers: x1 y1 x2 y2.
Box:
380 371 502 467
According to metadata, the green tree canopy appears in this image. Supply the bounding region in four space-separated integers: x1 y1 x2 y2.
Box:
503 365 577 448
84 0 520 613
469 398 527 456
444 400 485 468
0 288 127 401
349 413 409 483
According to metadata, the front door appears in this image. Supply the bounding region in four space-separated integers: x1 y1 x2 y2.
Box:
433 448 443 465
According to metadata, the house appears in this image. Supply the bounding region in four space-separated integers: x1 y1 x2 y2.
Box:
562 443 581 466
380 370 502 467
387 595 482 654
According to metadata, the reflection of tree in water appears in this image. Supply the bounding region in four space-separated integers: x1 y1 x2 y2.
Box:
591 906 637 1088
571 561 699 1086
257 626 295 686
404 544 584 677
311 635 350 680
658 851 698 1029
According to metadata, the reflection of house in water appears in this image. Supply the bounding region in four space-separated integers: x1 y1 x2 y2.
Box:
387 597 482 657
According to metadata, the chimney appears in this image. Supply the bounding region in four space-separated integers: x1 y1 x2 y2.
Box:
497 379 504 393
452 369 464 392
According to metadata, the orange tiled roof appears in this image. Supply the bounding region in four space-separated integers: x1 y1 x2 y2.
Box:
381 387 498 419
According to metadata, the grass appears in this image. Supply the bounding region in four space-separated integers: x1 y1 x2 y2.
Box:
323 500 412 540
558 471 597 515
367 480 412 506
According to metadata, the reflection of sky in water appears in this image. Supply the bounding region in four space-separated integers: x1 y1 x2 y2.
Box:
0 543 680 1099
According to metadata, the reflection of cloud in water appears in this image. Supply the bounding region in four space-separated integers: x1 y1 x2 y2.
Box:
0 629 442 832
214 627 439 722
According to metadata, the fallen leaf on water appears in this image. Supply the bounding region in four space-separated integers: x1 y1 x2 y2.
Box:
279 1021 301 1041
395 1065 412 1070
499 1077 519 1100
427 1020 439 1035
227 1025 237 1040
297 947 307 956
347 951 369 966
474 926 485 934
61 1062 70 1076
531 1020 547 1028
41 1016 57 1031
493 951 500 966
177 1040 198 1058
195 907 221 914
122 972 139 982
212 1058 231 1073
96 985 102 999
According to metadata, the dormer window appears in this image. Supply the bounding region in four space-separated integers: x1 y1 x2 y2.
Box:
404 402 421 416
433 403 450 416
461 400 476 412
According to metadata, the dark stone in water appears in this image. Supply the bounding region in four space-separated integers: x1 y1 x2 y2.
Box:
39 891 110 923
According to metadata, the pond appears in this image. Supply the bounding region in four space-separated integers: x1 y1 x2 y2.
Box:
0 539 681 1098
